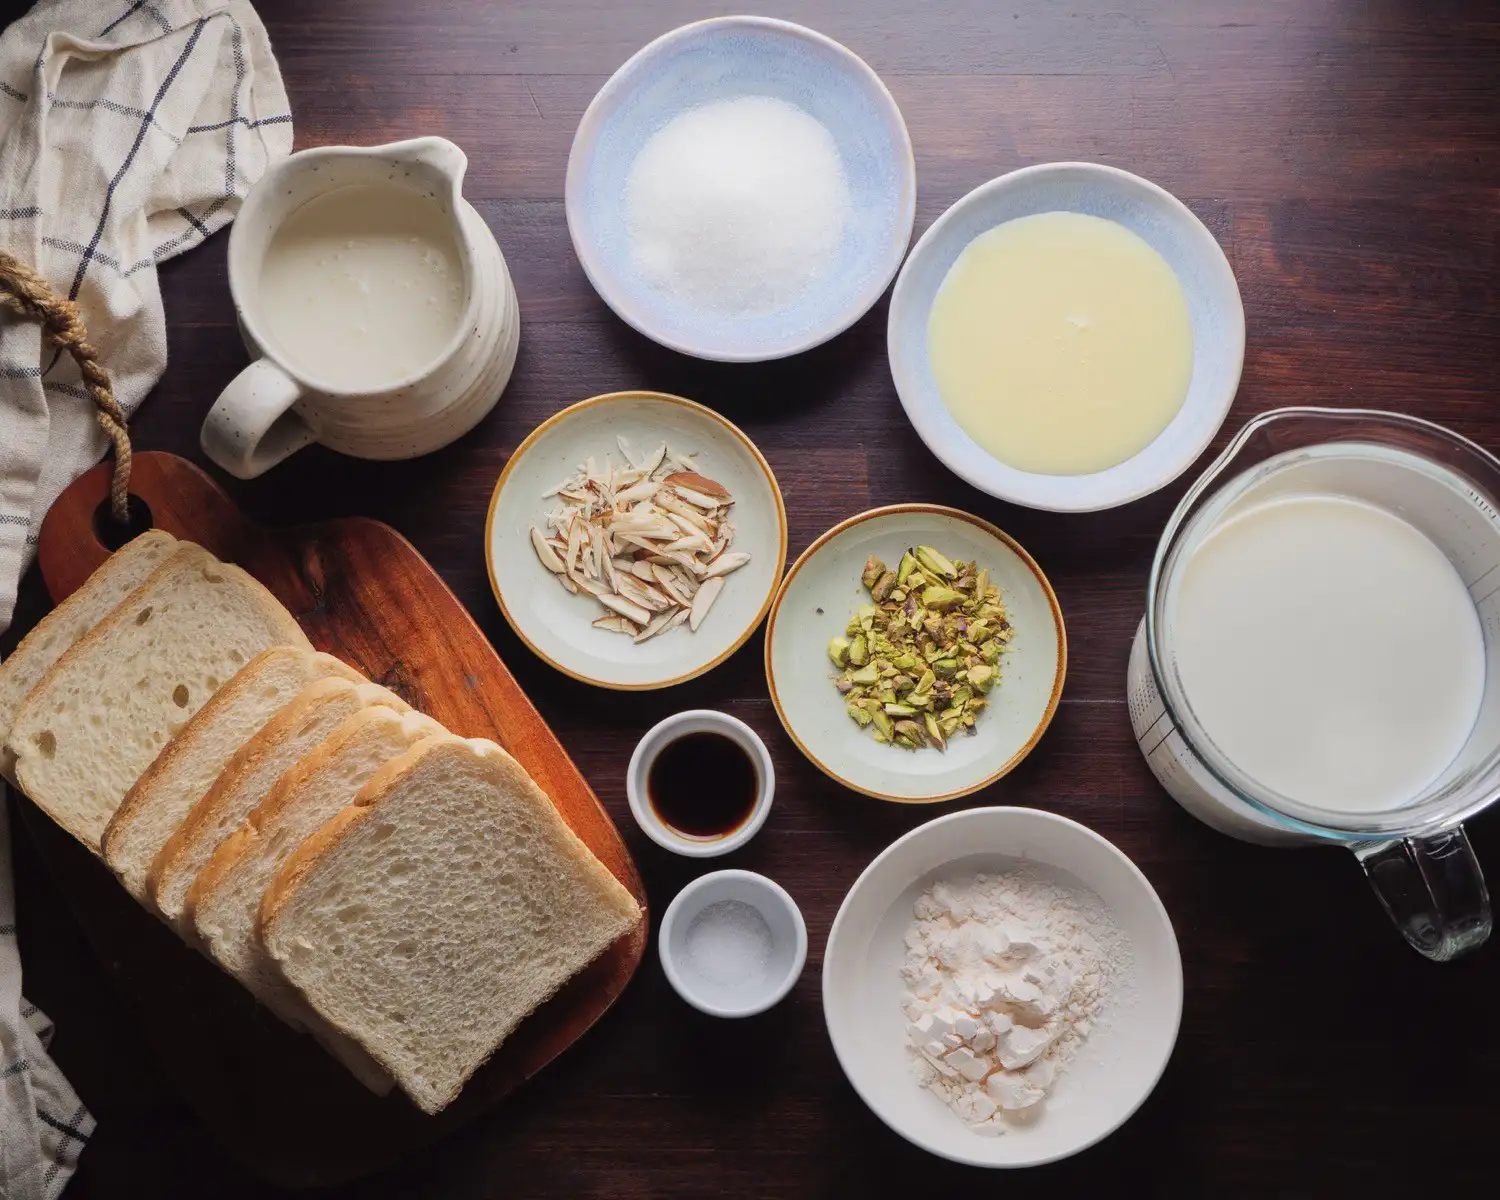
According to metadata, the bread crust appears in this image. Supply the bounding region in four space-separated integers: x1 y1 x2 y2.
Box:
102 647 361 870
0 529 178 779
9 544 309 852
149 679 408 924
184 707 440 926
257 733 459 936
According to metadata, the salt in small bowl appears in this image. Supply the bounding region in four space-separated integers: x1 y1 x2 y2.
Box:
659 869 807 1017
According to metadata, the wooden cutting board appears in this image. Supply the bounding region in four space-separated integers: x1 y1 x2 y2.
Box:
20 451 649 1188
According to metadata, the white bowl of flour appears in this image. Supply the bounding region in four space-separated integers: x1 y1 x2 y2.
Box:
566 16 915 361
823 807 1181 1167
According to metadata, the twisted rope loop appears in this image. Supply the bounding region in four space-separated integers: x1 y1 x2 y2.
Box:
0 249 132 523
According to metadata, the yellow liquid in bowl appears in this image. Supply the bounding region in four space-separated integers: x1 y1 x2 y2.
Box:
926 211 1194 476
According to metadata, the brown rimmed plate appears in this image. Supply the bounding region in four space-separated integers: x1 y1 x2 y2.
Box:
764 504 1065 802
486 391 787 690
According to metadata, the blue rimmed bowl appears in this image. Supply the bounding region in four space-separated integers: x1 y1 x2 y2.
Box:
888 162 1245 512
566 16 916 362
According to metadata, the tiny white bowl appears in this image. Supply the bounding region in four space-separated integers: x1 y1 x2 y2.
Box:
823 807 1182 1168
627 710 775 858
888 161 1245 512
765 505 1066 803
660 869 808 1017
485 391 788 690
566 15 915 362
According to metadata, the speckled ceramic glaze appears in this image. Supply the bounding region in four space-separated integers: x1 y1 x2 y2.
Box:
888 162 1245 512
202 137 519 479
566 16 915 362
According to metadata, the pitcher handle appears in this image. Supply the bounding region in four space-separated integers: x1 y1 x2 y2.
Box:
1353 827 1491 961
200 358 317 480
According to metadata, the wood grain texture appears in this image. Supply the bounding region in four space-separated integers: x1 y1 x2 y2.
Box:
3 0 1498 1196
26 453 647 1188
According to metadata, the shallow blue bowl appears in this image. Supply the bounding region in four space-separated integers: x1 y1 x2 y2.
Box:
566 16 916 362
888 162 1246 512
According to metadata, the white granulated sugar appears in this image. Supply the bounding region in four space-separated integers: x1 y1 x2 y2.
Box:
685 899 773 988
624 94 850 317
900 868 1132 1136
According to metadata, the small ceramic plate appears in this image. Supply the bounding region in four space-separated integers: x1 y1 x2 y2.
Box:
566 15 915 362
888 162 1245 511
764 505 1065 802
486 391 787 690
823 807 1182 1168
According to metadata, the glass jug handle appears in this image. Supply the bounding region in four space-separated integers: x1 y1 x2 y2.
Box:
1353 828 1491 961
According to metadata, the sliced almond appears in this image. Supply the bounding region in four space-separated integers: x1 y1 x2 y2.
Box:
599 593 651 625
615 434 639 468
663 531 712 555
652 562 697 605
613 478 660 506
632 609 677 643
589 525 608 580
569 570 610 598
664 470 730 499
641 442 667 477
655 489 716 529
617 575 673 613
630 560 659 582
688 575 724 631
602 552 620 592
593 615 637 634
663 607 691 633
565 514 585 574
530 527 565 573
703 551 750 580
558 573 579 595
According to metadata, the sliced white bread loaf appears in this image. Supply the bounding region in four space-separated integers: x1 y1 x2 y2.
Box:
8 545 309 851
189 706 445 1014
190 709 446 1095
150 677 409 930
102 647 365 902
260 735 643 1114
0 529 178 783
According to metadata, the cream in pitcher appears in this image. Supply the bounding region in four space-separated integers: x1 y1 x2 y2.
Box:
201 137 520 480
257 185 467 391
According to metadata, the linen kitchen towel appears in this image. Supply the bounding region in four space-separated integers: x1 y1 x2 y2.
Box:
0 4 290 1196
0 0 292 631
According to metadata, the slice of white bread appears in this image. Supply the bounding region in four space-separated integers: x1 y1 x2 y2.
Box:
260 735 643 1114
0 529 178 783
190 710 446 1095
189 707 445 1017
150 677 410 930
8 545 309 851
102 647 365 902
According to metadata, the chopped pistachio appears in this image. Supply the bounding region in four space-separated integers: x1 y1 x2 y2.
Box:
922 585 964 611
828 542 1010 751
915 545 957 579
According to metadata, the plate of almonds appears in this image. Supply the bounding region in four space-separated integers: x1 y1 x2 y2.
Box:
486 391 787 689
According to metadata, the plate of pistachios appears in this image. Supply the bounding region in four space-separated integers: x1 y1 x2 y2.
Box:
486 390 788 689
764 505 1066 802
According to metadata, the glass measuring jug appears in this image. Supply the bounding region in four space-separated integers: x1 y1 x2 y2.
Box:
1128 408 1500 960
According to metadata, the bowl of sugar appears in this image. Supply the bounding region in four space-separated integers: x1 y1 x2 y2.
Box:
566 16 915 362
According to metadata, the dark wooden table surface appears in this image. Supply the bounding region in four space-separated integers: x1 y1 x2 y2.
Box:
6 1 1499 1196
